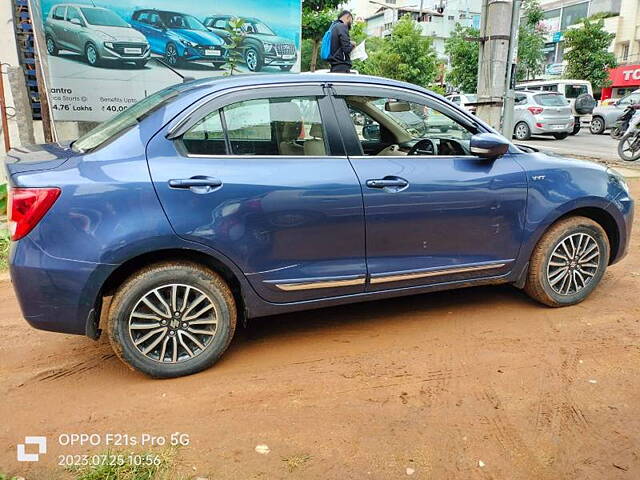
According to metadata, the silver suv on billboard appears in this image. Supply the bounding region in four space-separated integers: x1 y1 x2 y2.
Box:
45 3 150 68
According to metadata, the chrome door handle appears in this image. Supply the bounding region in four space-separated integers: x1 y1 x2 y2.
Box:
168 176 222 192
366 177 409 189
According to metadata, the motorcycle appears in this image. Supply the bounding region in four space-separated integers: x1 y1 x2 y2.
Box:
610 105 637 139
617 109 640 161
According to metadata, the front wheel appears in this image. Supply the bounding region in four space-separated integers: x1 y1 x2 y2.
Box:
85 43 101 67
618 133 640 162
590 116 605 135
164 43 181 67
244 46 263 72
107 262 237 378
524 217 609 307
610 126 624 139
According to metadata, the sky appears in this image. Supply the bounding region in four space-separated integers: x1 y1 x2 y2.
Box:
39 0 302 45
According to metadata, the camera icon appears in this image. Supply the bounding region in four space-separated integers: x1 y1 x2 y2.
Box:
17 436 47 462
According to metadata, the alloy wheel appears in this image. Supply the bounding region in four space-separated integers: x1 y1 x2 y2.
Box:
546 232 600 296
245 49 258 71
128 284 219 363
86 45 97 65
515 123 529 140
166 45 178 66
590 118 604 134
47 38 55 54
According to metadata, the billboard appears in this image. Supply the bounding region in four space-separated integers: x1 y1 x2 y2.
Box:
31 0 302 122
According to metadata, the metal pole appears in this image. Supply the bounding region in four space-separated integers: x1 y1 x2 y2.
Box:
501 0 522 138
0 63 11 152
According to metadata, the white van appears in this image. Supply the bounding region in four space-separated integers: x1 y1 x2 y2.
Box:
516 79 596 135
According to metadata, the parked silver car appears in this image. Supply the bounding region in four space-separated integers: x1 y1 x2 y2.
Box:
513 91 574 140
45 4 150 68
590 89 640 134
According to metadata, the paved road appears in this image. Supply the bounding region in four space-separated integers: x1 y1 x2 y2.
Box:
518 130 632 166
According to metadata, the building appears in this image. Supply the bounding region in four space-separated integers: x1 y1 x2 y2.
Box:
362 0 482 61
538 0 640 99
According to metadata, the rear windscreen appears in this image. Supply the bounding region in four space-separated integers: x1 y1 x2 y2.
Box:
534 94 568 106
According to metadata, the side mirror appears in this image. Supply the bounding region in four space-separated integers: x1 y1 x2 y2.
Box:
470 133 509 159
70 17 83 26
362 124 380 141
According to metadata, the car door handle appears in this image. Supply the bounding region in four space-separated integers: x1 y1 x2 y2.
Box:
168 176 222 191
366 177 409 189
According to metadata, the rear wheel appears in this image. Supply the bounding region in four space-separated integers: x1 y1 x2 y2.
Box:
107 262 237 378
524 217 609 307
553 132 568 140
514 121 531 140
571 120 581 135
590 116 605 135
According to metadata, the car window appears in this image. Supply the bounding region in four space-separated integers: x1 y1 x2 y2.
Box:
81 8 128 27
213 19 228 28
464 94 477 103
160 13 208 31
515 94 528 105
565 84 588 98
541 84 558 92
181 96 327 157
450 96 460 105
66 7 83 24
619 94 640 105
344 95 474 157
52 6 66 20
534 94 568 106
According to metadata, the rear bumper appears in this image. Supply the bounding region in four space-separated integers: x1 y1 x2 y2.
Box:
530 121 573 135
9 236 112 336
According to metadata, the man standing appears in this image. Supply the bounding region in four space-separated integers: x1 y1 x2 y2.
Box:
329 10 356 73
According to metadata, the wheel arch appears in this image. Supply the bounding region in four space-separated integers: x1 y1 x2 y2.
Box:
94 248 247 336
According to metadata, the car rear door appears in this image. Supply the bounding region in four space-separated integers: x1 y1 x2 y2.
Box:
330 84 528 291
146 84 367 303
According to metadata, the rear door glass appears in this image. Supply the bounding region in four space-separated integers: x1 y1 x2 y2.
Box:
534 94 568 106
565 84 588 98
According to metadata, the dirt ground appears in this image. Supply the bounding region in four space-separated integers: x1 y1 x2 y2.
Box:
1 181 639 480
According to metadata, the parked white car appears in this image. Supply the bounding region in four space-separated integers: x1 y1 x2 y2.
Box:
512 90 574 140
590 89 640 134
446 93 477 115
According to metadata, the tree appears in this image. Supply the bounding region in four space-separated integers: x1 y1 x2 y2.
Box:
360 16 439 88
223 17 246 76
563 17 617 90
517 0 547 81
444 24 479 93
301 0 341 71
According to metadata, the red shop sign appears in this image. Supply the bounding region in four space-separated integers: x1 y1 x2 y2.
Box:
609 64 640 86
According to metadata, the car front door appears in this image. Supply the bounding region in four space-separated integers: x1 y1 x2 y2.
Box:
48 6 67 47
146 85 366 303
331 84 528 291
63 6 84 53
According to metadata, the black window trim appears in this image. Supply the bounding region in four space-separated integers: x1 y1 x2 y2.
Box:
172 84 343 158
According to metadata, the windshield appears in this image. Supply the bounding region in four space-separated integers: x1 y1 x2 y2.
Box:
160 12 208 31
534 94 568 106
464 94 477 103
80 8 129 27
565 84 588 99
72 87 180 153
244 21 275 35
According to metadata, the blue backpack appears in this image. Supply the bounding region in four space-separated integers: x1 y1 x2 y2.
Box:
320 22 337 61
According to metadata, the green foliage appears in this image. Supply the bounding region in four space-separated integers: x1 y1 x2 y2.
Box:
301 6 336 71
359 16 438 88
0 230 8 271
563 17 617 89
517 0 547 81
0 183 6 216
223 17 246 76
302 38 329 71
444 24 479 93
302 0 341 12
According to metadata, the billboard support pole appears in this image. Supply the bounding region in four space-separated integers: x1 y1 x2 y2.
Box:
28 0 56 143
0 63 11 152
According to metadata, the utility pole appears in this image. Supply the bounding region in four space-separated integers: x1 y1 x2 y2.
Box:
475 0 516 130
501 0 522 138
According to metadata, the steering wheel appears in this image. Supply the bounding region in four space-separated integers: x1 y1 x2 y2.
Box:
407 138 436 156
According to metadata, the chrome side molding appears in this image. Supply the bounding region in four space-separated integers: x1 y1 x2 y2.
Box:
274 276 366 291
369 262 507 285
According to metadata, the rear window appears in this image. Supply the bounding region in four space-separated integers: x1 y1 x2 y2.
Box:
534 94 568 106
565 84 588 98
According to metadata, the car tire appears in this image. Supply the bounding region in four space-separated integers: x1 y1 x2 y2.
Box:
46 35 59 56
165 43 182 67
590 116 605 135
553 133 569 140
212 62 225 70
514 121 531 140
107 262 237 378
85 43 101 67
279 65 293 71
244 46 263 72
524 216 609 307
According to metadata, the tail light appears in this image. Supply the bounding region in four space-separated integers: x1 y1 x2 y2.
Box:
528 106 544 115
8 187 61 241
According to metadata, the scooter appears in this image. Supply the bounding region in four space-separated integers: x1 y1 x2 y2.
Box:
610 105 637 139
617 109 640 162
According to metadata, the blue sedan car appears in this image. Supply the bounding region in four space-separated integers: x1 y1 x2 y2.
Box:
6 74 633 378
130 9 227 69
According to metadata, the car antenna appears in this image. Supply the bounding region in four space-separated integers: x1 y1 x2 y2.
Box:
152 58 195 83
